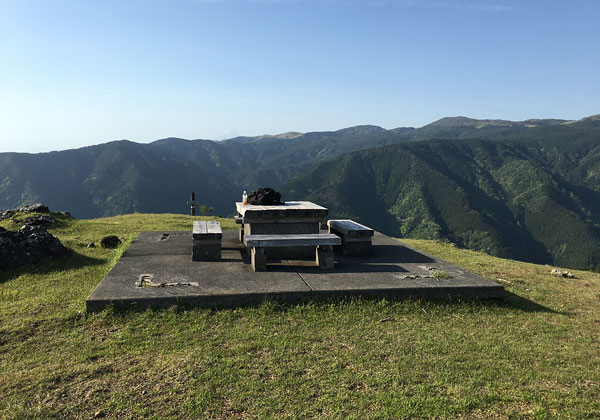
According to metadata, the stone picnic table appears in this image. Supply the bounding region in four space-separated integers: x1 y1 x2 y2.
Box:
236 200 328 235
235 201 337 268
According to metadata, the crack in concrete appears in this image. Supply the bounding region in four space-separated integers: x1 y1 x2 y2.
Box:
285 259 313 291
296 272 313 291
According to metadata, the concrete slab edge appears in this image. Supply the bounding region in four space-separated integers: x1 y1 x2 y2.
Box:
86 284 504 313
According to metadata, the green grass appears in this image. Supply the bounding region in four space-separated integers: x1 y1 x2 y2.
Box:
1 213 600 419
432 269 451 280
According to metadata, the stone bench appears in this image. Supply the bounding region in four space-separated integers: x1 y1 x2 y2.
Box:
327 219 374 256
192 221 222 261
244 234 341 271
234 215 244 242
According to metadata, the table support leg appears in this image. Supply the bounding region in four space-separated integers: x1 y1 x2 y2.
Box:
238 224 244 243
251 247 267 272
316 245 334 270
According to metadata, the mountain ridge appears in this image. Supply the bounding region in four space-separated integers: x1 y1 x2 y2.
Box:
281 129 600 269
9 116 592 156
1 114 599 269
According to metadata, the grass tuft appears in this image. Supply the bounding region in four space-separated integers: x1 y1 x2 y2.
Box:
432 269 451 280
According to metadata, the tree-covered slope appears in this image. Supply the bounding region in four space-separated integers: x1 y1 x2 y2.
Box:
148 125 412 187
0 125 416 218
1 115 599 269
282 125 600 269
0 141 239 218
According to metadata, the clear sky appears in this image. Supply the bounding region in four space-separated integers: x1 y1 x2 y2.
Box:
1 0 599 153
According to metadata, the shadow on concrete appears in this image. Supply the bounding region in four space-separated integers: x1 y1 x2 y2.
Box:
221 246 247 263
220 257 246 263
0 250 105 284
337 245 435 264
310 263 409 274
262 263 409 274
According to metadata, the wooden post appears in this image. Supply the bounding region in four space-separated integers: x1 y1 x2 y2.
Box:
191 192 195 216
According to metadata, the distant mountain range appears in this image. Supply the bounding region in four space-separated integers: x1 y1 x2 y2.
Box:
1 114 599 269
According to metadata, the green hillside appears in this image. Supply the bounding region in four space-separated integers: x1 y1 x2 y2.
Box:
0 126 411 218
0 116 583 220
1 115 599 269
283 122 600 270
1 213 599 418
0 141 240 218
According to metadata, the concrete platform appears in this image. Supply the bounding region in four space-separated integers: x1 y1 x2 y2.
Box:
86 230 503 312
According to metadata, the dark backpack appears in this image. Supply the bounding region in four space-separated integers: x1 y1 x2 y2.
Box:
247 188 284 205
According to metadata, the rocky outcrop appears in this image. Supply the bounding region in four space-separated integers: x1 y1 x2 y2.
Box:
0 225 70 270
0 203 50 221
12 214 56 227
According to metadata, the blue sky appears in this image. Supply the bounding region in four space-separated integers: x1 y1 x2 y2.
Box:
1 0 599 153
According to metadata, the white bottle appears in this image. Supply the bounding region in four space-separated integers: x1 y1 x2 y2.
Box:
242 191 248 205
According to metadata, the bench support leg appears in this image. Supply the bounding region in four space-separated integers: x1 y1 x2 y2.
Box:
251 247 267 272
192 240 222 261
342 240 373 256
238 224 244 243
316 245 334 270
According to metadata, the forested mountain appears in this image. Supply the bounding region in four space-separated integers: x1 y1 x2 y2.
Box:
1 115 599 268
0 141 239 218
0 124 415 218
283 117 600 269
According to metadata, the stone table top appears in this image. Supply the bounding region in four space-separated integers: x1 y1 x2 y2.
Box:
236 201 328 222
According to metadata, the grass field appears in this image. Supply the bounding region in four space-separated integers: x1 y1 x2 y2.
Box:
1 213 599 419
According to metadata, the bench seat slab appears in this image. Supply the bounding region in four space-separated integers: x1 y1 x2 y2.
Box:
327 219 374 256
244 234 340 248
327 219 374 239
193 221 223 240
245 234 340 271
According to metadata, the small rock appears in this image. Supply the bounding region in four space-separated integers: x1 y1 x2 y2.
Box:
94 410 105 418
551 268 574 278
87 242 96 248
100 235 121 249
